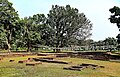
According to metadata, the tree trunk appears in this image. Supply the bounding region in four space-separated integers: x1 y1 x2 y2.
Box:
27 40 31 52
6 40 11 52
26 28 31 52
6 32 11 52
56 40 60 48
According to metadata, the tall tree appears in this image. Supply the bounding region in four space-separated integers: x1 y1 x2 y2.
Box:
47 5 92 47
19 14 46 52
0 0 19 52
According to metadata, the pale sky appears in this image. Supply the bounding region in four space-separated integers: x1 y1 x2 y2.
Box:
8 0 120 41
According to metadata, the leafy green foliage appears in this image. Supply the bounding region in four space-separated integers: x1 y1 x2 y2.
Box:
16 14 46 52
0 2 93 50
109 6 120 27
47 5 92 47
0 0 19 51
104 37 117 46
109 6 120 44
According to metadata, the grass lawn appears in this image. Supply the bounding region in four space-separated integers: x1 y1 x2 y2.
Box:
0 55 120 77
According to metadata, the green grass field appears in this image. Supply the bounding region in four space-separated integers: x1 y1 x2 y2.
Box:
0 55 120 77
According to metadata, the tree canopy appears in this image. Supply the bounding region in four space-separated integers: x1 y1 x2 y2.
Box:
109 6 120 44
47 5 92 47
0 1 93 52
14 14 46 52
0 0 19 52
109 6 120 29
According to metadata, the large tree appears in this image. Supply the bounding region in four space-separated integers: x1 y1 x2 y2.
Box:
47 5 92 47
19 14 46 52
0 0 19 52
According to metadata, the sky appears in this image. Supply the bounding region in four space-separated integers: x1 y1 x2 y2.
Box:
8 0 120 41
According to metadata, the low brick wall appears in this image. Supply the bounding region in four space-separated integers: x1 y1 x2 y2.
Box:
69 52 111 61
